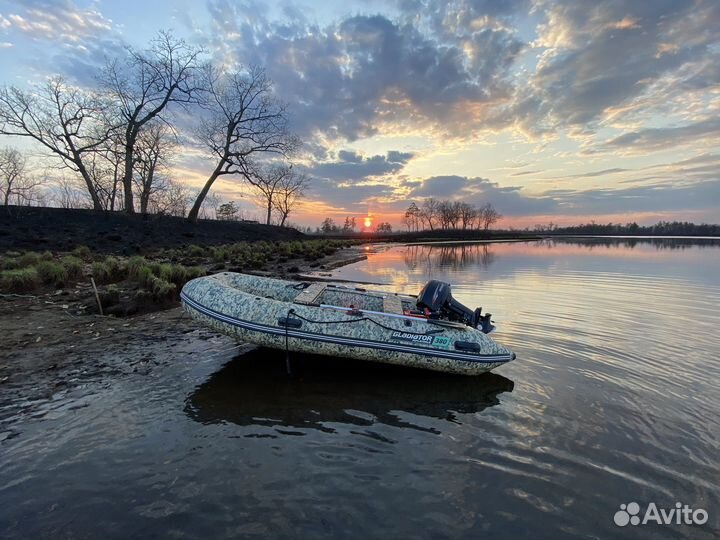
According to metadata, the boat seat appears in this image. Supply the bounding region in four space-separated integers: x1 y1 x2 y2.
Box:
383 294 404 315
294 282 328 305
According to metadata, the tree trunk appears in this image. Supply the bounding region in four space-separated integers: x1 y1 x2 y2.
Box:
266 200 273 225
140 192 149 214
77 162 103 211
140 169 154 214
110 164 119 211
122 130 138 213
188 165 223 223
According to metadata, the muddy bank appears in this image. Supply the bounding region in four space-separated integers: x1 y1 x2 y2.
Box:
0 205 304 254
0 304 241 419
1 235 365 314
0 244 367 397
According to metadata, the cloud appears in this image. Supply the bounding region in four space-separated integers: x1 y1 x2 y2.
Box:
547 167 630 180
513 0 720 135
306 178 398 212
404 171 720 219
618 153 720 187
2 0 114 43
510 170 542 177
302 150 414 182
206 2 524 140
548 179 720 216
600 117 720 153
12 0 716 158
569 167 628 178
406 175 472 197
492 161 531 170
406 175 558 215
0 0 124 85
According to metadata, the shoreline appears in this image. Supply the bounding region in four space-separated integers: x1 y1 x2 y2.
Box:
3 234 717 399
0 243 368 397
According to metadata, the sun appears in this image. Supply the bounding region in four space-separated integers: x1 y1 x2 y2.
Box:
364 216 372 228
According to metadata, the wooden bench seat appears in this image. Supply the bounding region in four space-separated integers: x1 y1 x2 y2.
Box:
383 294 404 314
294 282 328 305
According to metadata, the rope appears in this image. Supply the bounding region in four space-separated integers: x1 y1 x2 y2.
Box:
287 282 310 290
286 308 444 335
284 308 293 376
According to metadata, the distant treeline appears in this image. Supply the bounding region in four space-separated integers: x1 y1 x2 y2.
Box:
530 221 720 236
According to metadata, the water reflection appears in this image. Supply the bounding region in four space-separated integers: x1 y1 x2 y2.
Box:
544 236 720 250
185 348 514 433
402 243 497 273
397 237 720 275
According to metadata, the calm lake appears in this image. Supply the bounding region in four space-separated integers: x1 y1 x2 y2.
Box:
2 238 719 539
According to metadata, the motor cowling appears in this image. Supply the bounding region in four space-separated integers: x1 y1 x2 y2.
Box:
416 280 452 312
417 280 492 332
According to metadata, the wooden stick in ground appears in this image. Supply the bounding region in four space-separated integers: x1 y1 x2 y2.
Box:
90 277 104 316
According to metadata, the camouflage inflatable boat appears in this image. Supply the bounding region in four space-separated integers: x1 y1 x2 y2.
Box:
180 273 516 375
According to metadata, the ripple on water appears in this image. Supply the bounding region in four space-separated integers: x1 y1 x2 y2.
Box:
2 239 720 539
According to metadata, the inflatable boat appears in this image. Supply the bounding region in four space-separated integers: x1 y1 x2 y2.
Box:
180 273 516 375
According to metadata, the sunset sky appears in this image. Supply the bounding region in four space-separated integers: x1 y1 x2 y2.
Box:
0 0 719 228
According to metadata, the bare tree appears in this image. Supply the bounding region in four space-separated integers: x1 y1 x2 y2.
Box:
342 216 356 233
272 168 308 227
100 31 202 214
54 174 89 209
479 203 502 231
404 202 420 231
85 149 115 210
151 178 190 217
0 147 25 205
188 64 298 222
419 198 439 231
450 201 463 229
320 217 336 234
200 192 221 220
89 133 125 211
133 123 175 214
458 202 477 230
437 200 461 229
0 147 40 205
0 77 114 210
247 164 289 225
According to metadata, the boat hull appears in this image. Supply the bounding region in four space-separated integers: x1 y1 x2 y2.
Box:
181 273 515 376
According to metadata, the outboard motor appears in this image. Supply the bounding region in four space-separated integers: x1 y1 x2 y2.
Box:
416 280 493 332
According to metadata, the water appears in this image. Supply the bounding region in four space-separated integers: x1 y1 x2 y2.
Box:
2 238 719 539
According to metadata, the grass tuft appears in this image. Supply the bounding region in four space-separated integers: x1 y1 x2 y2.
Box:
18 252 41 268
60 255 83 280
91 256 126 284
145 274 176 301
99 284 121 307
126 256 148 280
36 261 69 287
72 245 92 260
0 267 41 292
